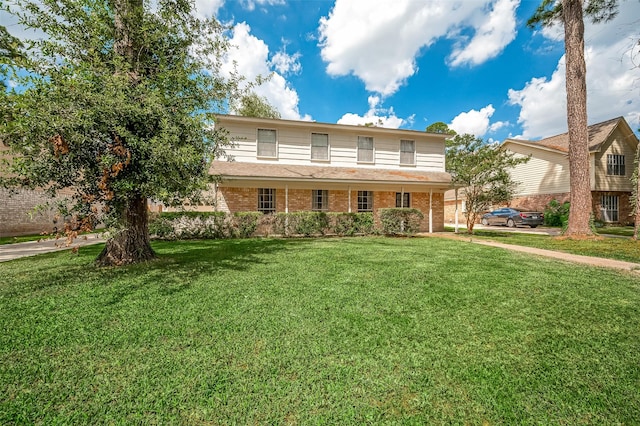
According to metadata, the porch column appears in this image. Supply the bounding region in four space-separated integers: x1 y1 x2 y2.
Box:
454 188 459 233
429 188 433 233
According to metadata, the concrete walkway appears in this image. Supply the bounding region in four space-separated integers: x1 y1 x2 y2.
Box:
427 232 640 274
0 234 106 262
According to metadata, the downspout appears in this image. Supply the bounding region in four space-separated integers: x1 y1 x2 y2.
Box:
348 186 352 213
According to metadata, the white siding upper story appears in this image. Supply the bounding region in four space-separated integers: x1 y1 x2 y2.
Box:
216 115 447 172
504 142 574 196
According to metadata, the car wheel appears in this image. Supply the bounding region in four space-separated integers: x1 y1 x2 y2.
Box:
507 218 515 228
481 218 488 226
530 225 538 228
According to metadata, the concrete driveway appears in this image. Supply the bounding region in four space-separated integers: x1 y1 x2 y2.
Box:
0 234 106 262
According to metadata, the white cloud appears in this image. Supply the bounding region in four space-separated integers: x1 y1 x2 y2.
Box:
448 0 520 67
450 105 497 137
240 0 285 12
193 0 225 18
270 51 302 75
221 22 309 121
508 1 640 139
318 0 519 97
337 96 405 128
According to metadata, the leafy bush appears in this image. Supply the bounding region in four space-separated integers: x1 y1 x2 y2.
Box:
378 208 424 235
329 212 375 236
274 212 330 237
231 212 263 238
544 199 570 227
149 211 230 240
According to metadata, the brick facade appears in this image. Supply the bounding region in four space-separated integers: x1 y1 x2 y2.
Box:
217 186 445 232
444 191 634 225
0 188 73 237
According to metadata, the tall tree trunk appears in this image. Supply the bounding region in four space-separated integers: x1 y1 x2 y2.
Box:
97 195 155 266
634 145 640 240
563 0 594 236
97 0 155 266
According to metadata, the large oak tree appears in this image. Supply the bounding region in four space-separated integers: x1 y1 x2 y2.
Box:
1 0 242 265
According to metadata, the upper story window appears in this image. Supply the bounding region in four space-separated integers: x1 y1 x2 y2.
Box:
258 188 276 213
311 133 329 161
607 154 625 176
357 190 373 212
396 192 410 208
257 129 277 158
312 190 328 211
400 140 415 165
357 136 374 163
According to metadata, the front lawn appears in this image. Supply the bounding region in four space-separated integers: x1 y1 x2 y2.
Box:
1 238 639 424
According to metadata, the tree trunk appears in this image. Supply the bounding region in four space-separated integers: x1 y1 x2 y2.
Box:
563 0 594 237
634 145 640 240
97 195 155 266
96 0 154 266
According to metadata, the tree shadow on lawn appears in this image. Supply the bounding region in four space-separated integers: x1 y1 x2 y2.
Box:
99 238 306 304
1 238 301 302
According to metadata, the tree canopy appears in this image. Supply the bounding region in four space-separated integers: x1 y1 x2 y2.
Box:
446 134 529 234
426 122 457 135
0 0 243 265
236 92 281 119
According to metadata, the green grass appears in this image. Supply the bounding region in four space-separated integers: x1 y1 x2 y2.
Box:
1 237 639 424
0 234 53 245
463 229 640 264
598 225 635 237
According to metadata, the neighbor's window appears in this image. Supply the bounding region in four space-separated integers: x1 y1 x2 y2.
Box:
311 133 329 161
357 136 374 163
600 195 619 222
357 190 373 212
607 154 625 176
258 188 276 213
312 190 328 211
257 128 277 158
396 192 410 208
400 140 415 165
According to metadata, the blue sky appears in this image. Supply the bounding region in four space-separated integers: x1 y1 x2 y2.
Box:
3 0 639 141
206 0 639 141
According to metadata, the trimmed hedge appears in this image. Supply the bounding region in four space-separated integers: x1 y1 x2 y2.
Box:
378 208 424 235
149 210 383 240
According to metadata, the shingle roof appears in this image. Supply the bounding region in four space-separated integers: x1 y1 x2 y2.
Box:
507 117 623 153
210 161 451 186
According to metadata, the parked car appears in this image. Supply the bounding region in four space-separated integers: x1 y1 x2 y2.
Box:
481 208 544 228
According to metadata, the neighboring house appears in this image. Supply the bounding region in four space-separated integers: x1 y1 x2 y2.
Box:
444 117 639 225
0 141 75 237
205 115 452 232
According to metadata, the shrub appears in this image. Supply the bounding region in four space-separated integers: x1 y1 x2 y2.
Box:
378 208 424 235
232 212 262 238
544 199 570 227
149 211 230 240
329 212 375 236
273 212 330 236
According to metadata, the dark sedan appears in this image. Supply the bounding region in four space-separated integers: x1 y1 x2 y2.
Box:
481 208 544 228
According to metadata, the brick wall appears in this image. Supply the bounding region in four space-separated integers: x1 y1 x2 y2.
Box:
444 191 634 225
218 186 445 232
0 188 72 237
592 191 634 225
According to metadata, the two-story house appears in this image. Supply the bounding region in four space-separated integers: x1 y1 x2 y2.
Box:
443 116 639 225
209 115 452 232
